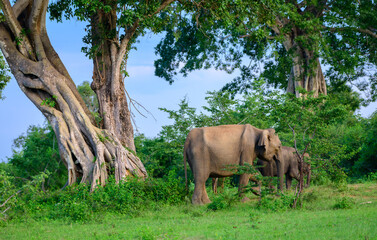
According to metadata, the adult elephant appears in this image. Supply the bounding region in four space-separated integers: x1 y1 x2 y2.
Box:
183 124 282 205
258 146 311 190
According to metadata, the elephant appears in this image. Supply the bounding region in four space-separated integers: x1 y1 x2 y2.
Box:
211 146 311 193
258 146 311 190
183 124 282 205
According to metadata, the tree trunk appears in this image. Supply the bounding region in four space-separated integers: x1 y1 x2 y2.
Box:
90 9 137 152
0 0 147 190
286 50 327 98
282 30 327 98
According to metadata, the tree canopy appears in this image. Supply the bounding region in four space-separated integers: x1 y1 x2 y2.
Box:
155 0 377 102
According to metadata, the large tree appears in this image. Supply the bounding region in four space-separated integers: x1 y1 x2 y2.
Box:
155 0 377 100
0 0 176 189
0 52 10 99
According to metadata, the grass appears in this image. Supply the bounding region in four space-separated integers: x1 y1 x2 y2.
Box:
2 183 377 240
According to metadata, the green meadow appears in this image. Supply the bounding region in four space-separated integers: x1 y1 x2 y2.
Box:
2 183 377 240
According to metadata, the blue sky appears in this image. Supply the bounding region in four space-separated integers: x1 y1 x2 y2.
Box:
0 18 376 162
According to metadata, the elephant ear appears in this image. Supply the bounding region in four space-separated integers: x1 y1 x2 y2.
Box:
257 130 269 149
258 129 276 147
267 128 276 136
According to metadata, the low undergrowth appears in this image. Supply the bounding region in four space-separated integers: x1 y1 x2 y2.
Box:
1 170 186 223
2 172 377 239
1 183 377 240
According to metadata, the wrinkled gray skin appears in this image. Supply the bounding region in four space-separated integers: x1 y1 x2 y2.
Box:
258 146 311 190
184 124 282 205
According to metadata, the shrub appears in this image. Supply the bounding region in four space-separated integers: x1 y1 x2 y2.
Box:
333 197 355 209
366 172 377 182
3 172 187 223
207 196 229 211
257 193 296 212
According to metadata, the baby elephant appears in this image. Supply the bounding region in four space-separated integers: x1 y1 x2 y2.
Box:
212 146 311 193
258 146 311 190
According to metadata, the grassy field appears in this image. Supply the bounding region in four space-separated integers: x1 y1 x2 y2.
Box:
2 183 377 240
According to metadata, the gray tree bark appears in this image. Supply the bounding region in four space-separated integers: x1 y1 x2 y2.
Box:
272 19 327 97
0 0 147 190
90 8 137 152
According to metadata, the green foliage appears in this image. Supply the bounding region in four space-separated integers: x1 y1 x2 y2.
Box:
97 132 106 143
8 124 65 190
207 196 229 211
1 171 186 223
0 169 18 222
0 52 10 100
0 170 49 222
155 0 377 103
139 79 361 185
257 193 296 212
3 190 377 239
77 81 102 126
356 111 377 175
333 196 356 210
48 0 178 60
366 172 377 182
207 190 236 211
135 134 183 178
40 95 57 108
77 81 98 112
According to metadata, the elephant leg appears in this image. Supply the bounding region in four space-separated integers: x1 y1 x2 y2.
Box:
238 173 251 202
212 178 218 194
275 160 284 191
263 162 275 190
219 178 225 192
192 177 211 205
201 181 211 204
286 174 293 190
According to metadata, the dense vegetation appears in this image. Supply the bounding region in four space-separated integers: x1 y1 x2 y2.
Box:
1 0 377 238
1 79 377 226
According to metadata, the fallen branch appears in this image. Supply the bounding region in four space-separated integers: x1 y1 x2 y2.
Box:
1 206 10 215
0 190 21 208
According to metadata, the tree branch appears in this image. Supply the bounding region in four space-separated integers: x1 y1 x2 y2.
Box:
326 27 377 39
150 0 175 16
0 24 40 75
0 190 21 208
13 0 32 17
118 19 140 60
0 0 34 58
29 0 49 61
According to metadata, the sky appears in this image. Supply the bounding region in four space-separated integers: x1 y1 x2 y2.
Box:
0 19 377 162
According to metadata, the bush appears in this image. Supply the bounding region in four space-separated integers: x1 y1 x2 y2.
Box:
333 197 355 209
207 197 228 211
257 193 296 212
366 172 377 182
1 171 187 223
